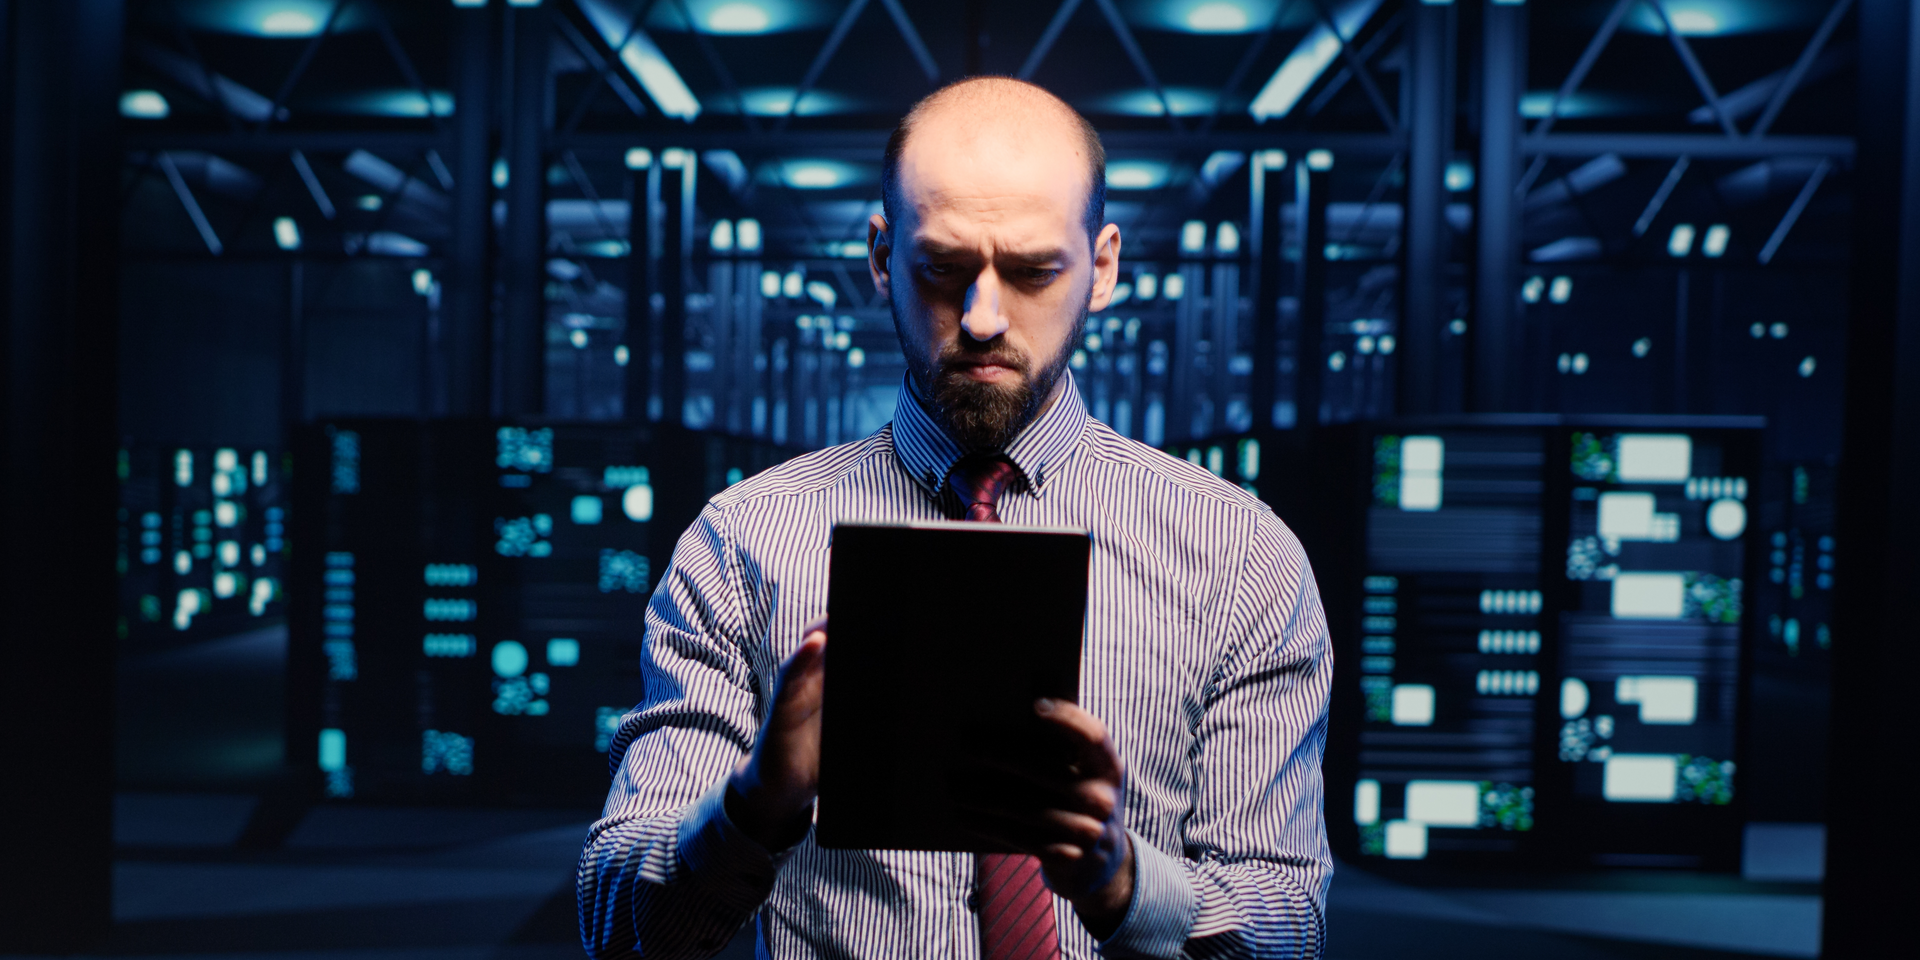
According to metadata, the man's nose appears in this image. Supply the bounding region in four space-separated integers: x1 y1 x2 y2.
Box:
960 269 1010 342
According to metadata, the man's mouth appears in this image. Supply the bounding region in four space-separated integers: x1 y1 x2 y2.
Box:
946 356 1025 382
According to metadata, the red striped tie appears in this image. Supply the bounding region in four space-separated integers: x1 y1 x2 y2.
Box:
947 455 1062 960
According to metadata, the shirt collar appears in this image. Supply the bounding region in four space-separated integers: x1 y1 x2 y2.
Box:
891 370 1089 501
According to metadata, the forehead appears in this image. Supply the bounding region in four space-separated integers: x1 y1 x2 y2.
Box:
894 112 1089 244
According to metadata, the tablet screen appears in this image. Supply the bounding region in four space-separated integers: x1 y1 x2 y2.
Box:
816 521 1090 851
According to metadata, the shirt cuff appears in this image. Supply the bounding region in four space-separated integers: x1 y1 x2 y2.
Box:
677 776 804 912
1096 830 1197 959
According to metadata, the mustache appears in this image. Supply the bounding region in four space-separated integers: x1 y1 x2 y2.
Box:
935 340 1031 376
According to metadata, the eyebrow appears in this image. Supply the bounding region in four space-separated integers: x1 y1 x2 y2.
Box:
914 240 1072 266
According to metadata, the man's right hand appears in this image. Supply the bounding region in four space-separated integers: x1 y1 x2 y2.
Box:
725 625 827 850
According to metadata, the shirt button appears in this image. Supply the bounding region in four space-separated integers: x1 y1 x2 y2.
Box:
965 890 981 912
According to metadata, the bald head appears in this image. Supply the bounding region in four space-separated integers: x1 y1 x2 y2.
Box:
881 77 1106 246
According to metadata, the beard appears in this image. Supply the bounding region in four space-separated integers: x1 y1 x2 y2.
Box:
895 304 1086 451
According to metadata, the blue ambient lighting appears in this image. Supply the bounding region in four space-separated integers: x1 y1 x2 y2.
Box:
273 217 301 250
120 90 169 119
1249 0 1383 121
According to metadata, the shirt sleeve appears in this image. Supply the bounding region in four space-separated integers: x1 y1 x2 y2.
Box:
576 504 798 960
1099 512 1334 960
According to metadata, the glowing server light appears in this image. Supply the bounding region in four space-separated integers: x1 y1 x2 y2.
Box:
736 218 762 252
761 270 782 298
624 147 652 170
1444 160 1474 191
1163 273 1186 300
412 269 434 295
710 219 734 252
273 216 301 250
1548 276 1573 303
1106 162 1168 190
120 90 170 119
783 271 804 299
1180 221 1208 254
1215 222 1241 255
1135 273 1158 300
1306 149 1335 171
1667 223 1696 257
1702 224 1730 258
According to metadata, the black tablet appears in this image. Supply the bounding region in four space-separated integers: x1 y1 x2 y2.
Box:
815 521 1091 851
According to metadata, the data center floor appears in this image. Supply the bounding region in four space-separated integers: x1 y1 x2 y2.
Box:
59 627 1819 960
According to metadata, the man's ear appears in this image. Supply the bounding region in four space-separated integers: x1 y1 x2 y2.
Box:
867 214 892 301
1086 223 1123 311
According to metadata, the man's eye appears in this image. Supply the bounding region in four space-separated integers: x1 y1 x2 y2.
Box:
1022 268 1059 284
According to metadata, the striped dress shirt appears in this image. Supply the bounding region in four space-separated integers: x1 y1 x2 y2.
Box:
578 373 1333 959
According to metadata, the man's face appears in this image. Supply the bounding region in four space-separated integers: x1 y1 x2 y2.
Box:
868 117 1121 449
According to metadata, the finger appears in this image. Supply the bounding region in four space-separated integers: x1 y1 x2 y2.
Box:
770 634 828 724
1035 700 1123 782
955 756 1116 818
956 802 1109 849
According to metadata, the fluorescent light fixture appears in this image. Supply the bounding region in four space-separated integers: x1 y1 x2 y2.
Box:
1703 223 1730 257
259 5 325 35
1180 221 1207 253
707 1 772 33
737 218 762 252
1306 149 1334 171
120 90 170 118
1086 88 1216 117
580 2 699 120
1185 2 1249 32
782 161 857 189
453 0 488 7
1249 0 1384 121
273 216 301 250
624 148 653 169
737 87 850 116
621 32 701 120
1106 161 1169 190
1668 223 1696 257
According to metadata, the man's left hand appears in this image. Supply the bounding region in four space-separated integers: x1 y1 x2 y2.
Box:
961 698 1135 939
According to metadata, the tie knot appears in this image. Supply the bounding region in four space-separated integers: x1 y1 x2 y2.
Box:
948 456 1018 523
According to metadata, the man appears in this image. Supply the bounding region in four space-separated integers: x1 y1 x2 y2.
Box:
579 77 1331 959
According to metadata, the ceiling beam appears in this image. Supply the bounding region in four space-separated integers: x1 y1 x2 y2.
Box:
1523 133 1855 159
